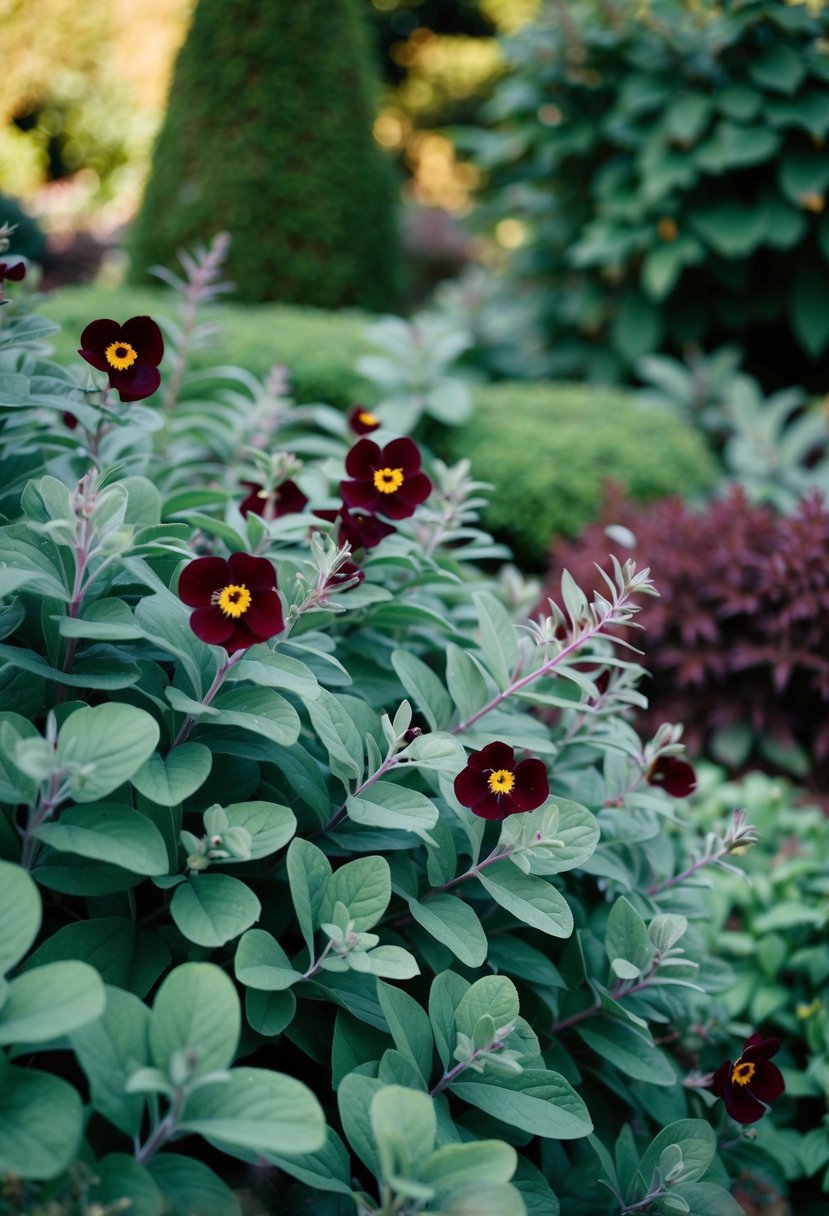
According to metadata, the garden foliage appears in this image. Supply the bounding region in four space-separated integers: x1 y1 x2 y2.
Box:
462 0 829 385
546 484 829 789
0 242 781 1215
130 0 401 310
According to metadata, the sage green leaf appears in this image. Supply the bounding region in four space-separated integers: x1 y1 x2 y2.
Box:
477 865 573 938
337 1072 383 1175
577 1018 675 1085
750 42 806 94
148 1154 242 1216
0 859 40 975
234 651 320 700
307 688 364 782
208 685 300 746
179 1067 325 1157
235 930 303 991
130 743 212 806
223 800 296 858
149 962 240 1081
690 200 767 257
445 643 488 721
365 946 420 979
611 289 662 363
637 1120 716 1188
668 1182 744 1215
33 851 143 896
34 804 168 876
420 1140 517 1199
87 1154 161 1216
0 716 39 805
378 979 435 1085
56 704 160 802
246 988 296 1037
791 262 829 356
473 592 520 692
605 897 655 977
391 649 453 731
70 985 150 1138
371 1084 436 1168
450 1070 592 1139
346 780 438 844
0 961 105 1044
323 855 391 931
0 1066 82 1179
286 837 333 956
779 148 829 206
0 528 70 600
25 917 169 997
641 236 704 301
454 975 519 1038
170 874 261 948
429 970 470 1069
441 1183 526 1215
265 1127 353 1196
407 895 488 968
0 642 140 690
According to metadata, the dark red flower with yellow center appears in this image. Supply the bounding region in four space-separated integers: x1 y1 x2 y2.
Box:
647 755 697 798
340 437 431 520
348 405 381 435
239 479 308 520
178 552 284 652
78 316 164 402
317 505 396 552
710 1033 785 1124
0 260 26 284
454 741 549 821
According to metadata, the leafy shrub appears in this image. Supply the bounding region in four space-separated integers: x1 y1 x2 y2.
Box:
444 380 718 568
0 245 773 1214
462 0 829 386
130 0 402 309
546 484 829 788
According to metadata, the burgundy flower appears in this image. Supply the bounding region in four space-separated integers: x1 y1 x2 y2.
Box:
78 315 164 402
454 741 549 821
348 405 381 435
0 260 25 284
710 1033 785 1124
178 552 284 652
317 505 396 552
327 559 365 589
239 479 308 519
340 437 431 520
647 755 697 798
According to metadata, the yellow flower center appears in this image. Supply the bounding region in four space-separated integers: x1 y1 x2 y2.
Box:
373 467 404 494
358 410 378 427
212 583 252 619
104 340 138 370
487 769 515 795
730 1060 756 1087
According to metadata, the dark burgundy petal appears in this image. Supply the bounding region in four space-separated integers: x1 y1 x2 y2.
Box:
78 347 111 373
223 621 261 652
348 405 380 435
648 755 697 798
244 590 284 639
80 318 121 353
239 483 266 517
710 1061 731 1097
719 1083 767 1124
328 560 364 588
376 491 421 521
383 436 422 475
341 478 381 512
750 1059 785 1102
0 260 26 281
337 506 395 550
227 551 277 591
396 470 433 508
189 605 236 646
468 792 517 821
510 758 550 811
454 765 491 807
345 438 382 480
741 1034 780 1062
468 741 516 773
121 315 165 366
178 556 228 607
112 363 161 403
274 480 308 516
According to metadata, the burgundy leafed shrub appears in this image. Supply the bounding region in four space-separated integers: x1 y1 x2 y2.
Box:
546 485 829 788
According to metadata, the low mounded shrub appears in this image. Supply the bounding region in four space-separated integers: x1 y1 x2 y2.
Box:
546 484 829 789
445 381 718 568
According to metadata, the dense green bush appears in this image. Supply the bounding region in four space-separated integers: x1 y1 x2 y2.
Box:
461 0 829 387
445 381 718 568
41 284 372 407
130 0 402 310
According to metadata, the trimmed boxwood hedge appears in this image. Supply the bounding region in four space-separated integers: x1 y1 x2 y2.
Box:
444 381 718 568
41 287 716 566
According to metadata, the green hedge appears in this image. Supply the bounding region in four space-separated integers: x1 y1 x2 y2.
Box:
40 285 371 408
447 381 718 568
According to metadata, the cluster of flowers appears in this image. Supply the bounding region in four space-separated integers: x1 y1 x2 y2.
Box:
74 316 785 1128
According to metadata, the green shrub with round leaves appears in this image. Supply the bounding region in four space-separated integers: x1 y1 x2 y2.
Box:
0 251 788 1215
461 0 829 388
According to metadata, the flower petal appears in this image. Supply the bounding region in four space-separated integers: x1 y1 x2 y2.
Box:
468 792 517 821
244 590 285 639
178 556 228 607
648 755 697 798
468 741 515 773
396 471 433 508
454 765 491 808
383 436 422 475
112 363 161 403
121 315 165 366
341 479 380 512
78 347 112 373
741 1034 780 1062
227 551 277 591
189 605 235 646
510 758 550 811
345 438 382 479
80 318 121 353
750 1059 785 1103
719 1084 768 1124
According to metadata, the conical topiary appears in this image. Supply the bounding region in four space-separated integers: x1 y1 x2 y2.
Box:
129 0 401 310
